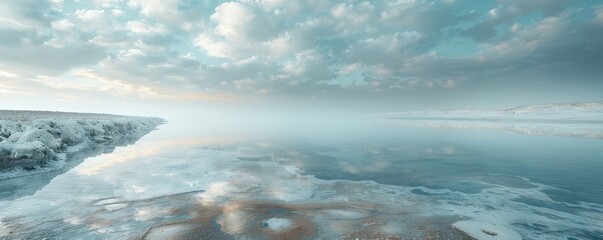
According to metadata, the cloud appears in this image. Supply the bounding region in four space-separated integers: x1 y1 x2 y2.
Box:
0 41 106 74
463 0 570 41
0 0 58 29
344 31 422 66
211 2 278 43
0 80 35 95
75 9 106 22
593 5 603 24
51 19 75 31
0 0 602 106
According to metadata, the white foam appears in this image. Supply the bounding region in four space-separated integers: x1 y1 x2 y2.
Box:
0 221 10 237
104 203 127 211
93 198 122 206
263 218 293 231
144 224 194 240
320 209 369 220
63 217 84 225
453 221 522 240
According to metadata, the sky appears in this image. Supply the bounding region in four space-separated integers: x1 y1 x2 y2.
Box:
0 0 602 117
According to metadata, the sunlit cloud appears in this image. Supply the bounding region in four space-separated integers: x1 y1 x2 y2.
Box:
0 79 35 96
30 68 238 102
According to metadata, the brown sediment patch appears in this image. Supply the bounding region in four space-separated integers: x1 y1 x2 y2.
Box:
361 218 386 227
142 222 196 240
127 193 469 240
419 223 477 240
81 191 226 239
85 216 114 229
217 200 316 239
342 217 401 240
138 205 226 240
138 199 387 239
242 199 386 214
344 225 401 239
209 199 426 239
418 219 477 240
344 233 401 240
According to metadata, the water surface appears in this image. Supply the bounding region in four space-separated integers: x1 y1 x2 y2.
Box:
1 117 602 239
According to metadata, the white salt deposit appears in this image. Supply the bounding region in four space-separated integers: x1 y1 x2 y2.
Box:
320 209 369 220
93 198 123 206
377 102 603 122
377 102 603 138
144 223 195 240
0 221 10 237
453 221 522 240
263 218 293 231
104 203 128 211
0 110 164 177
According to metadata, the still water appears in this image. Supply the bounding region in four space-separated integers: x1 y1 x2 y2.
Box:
1 117 602 239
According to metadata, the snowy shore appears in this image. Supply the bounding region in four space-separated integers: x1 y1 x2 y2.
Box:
377 102 603 122
0 111 164 177
377 102 603 138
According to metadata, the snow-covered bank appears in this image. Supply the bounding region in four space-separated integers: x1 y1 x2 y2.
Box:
0 111 164 177
376 102 603 138
377 102 603 122
380 119 603 139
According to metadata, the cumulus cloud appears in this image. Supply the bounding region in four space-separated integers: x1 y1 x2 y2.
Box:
0 0 602 104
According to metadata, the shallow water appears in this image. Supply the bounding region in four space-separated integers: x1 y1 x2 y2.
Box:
1 118 602 239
